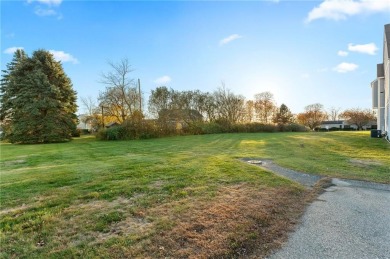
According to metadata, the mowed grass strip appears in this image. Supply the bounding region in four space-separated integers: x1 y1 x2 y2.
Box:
0 132 388 258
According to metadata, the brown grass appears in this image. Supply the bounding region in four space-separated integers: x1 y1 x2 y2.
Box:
129 182 325 259
2 183 330 258
349 159 383 167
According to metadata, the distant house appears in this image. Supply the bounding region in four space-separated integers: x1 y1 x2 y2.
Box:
320 120 375 130
320 120 347 130
77 114 92 131
158 109 203 130
371 24 390 141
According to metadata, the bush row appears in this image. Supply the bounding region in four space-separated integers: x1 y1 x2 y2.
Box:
95 120 308 141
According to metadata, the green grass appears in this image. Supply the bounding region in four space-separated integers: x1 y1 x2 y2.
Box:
0 131 389 258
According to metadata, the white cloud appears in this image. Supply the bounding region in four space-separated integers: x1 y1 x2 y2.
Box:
154 75 171 85
34 6 57 16
348 43 378 55
49 50 79 64
27 0 63 18
305 0 390 23
27 0 62 6
3 47 24 54
219 34 243 46
337 50 349 56
333 62 358 73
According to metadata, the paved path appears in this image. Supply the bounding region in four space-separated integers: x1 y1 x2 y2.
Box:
270 179 390 259
242 159 390 258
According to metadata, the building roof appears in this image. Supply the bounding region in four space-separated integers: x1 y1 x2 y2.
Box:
106 122 120 128
321 120 344 125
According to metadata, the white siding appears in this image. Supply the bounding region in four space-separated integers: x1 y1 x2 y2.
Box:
372 80 378 109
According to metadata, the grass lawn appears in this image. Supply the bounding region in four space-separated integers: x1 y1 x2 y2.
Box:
0 131 389 258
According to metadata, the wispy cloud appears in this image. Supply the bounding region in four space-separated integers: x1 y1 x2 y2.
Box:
337 50 348 57
219 34 243 46
27 0 62 6
305 0 390 23
3 47 24 54
348 43 378 55
27 0 63 19
333 62 358 73
35 6 57 16
49 50 79 64
154 75 171 85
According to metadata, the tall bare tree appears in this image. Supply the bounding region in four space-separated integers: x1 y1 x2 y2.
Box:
254 91 277 124
244 100 255 123
201 92 217 122
99 59 141 123
297 103 327 130
80 96 99 131
328 107 341 121
340 108 376 130
148 86 171 118
80 96 97 116
214 83 245 124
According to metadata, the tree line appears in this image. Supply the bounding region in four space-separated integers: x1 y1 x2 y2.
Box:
82 59 375 140
0 53 376 143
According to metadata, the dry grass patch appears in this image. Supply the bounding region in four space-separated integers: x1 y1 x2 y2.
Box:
140 183 312 258
349 159 383 168
0 203 31 216
31 197 153 253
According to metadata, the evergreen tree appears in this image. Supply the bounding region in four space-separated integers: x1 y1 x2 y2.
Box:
0 49 77 143
273 104 293 124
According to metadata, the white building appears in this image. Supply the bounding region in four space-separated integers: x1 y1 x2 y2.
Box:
371 24 390 141
77 114 92 131
319 120 374 131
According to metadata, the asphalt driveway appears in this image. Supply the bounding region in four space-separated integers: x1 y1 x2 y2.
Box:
243 159 390 258
270 179 390 258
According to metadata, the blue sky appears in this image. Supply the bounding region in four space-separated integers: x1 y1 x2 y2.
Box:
1 0 389 115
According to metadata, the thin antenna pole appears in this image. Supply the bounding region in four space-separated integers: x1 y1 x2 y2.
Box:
138 78 142 113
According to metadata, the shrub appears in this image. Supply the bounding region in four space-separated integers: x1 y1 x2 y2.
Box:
246 123 277 133
139 122 159 139
105 126 127 140
95 128 108 140
96 120 308 141
283 123 308 132
200 122 225 134
182 122 203 135
81 129 90 135
72 129 81 137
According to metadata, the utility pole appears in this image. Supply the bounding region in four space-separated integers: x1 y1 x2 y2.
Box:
101 105 105 128
138 78 142 113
